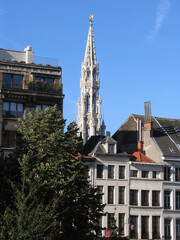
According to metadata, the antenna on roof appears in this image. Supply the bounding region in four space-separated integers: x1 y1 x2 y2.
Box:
144 101 151 123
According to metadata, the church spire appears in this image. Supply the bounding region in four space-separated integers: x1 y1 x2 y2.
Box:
84 14 97 66
77 15 106 144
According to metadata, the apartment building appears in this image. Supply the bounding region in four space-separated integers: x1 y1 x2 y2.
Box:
129 158 163 239
83 136 130 237
83 135 165 239
113 107 180 240
0 46 63 157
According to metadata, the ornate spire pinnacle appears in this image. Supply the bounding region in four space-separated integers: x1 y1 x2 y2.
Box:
89 14 93 24
84 14 96 65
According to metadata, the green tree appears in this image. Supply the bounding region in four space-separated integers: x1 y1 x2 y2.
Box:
0 105 104 240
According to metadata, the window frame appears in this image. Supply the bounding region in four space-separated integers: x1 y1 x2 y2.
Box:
97 186 103 204
152 216 160 239
108 186 114 204
141 190 149 206
152 191 160 206
142 171 149 178
164 190 171 209
130 216 138 239
2 131 16 148
131 170 138 178
164 219 171 240
176 191 180 210
119 166 125 179
119 186 125 204
3 102 24 118
97 164 103 179
108 165 114 179
130 190 138 205
175 168 180 182
119 213 125 236
141 216 149 239
3 73 23 89
164 167 171 181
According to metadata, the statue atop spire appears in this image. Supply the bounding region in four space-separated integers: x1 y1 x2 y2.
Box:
77 15 106 144
89 14 93 24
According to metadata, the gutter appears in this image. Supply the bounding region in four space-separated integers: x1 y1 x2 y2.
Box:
162 156 180 161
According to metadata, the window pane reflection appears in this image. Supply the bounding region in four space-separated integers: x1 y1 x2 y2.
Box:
13 75 22 88
17 103 23 118
3 102 23 118
3 74 11 88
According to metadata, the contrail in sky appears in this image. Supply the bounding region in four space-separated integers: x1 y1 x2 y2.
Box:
146 0 171 45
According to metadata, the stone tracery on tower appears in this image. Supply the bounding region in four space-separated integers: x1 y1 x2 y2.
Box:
77 15 106 144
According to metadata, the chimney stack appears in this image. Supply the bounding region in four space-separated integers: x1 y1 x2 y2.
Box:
144 101 153 137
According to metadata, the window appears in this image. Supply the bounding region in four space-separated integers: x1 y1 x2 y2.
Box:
97 186 103 204
119 166 125 179
107 213 116 234
142 171 149 178
2 131 16 148
176 219 180 240
119 213 125 236
3 73 22 89
36 105 49 111
86 95 90 112
96 217 102 237
141 190 149 206
152 216 160 239
97 165 103 178
153 171 157 178
141 216 149 239
164 191 171 209
108 186 114 204
153 171 160 178
108 165 114 179
130 190 138 205
131 170 138 177
119 186 125 204
108 144 114 154
152 191 160 206
164 167 171 181
130 216 138 239
3 102 23 118
176 168 180 182
164 219 171 240
34 76 54 84
176 191 180 210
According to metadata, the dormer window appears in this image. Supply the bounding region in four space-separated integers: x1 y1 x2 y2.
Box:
108 144 115 154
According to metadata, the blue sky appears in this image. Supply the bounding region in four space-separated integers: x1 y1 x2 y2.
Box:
0 0 179 135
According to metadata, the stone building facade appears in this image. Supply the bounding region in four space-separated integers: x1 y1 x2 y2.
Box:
0 46 63 157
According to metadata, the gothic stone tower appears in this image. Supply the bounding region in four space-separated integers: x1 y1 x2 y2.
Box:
77 15 105 144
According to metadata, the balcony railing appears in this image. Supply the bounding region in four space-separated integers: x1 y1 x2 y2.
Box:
27 80 61 93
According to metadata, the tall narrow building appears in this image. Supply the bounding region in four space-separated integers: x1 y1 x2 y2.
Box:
77 15 105 144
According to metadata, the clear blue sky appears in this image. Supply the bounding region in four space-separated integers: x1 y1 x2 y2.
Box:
0 0 179 135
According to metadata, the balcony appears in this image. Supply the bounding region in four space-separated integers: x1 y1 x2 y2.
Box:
27 80 61 93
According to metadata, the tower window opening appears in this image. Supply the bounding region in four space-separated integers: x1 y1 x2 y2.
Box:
87 95 90 111
93 69 96 79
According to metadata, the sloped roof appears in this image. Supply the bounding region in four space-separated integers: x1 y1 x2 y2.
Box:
133 114 180 157
131 151 154 163
83 136 103 155
83 136 117 156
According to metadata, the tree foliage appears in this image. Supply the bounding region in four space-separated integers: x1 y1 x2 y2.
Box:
0 105 104 240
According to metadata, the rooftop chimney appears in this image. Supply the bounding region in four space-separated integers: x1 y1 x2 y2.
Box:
137 119 143 152
144 101 153 137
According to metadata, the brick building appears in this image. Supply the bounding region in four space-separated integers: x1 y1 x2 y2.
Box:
0 46 63 157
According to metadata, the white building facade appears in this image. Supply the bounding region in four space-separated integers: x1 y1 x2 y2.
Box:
84 136 165 239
